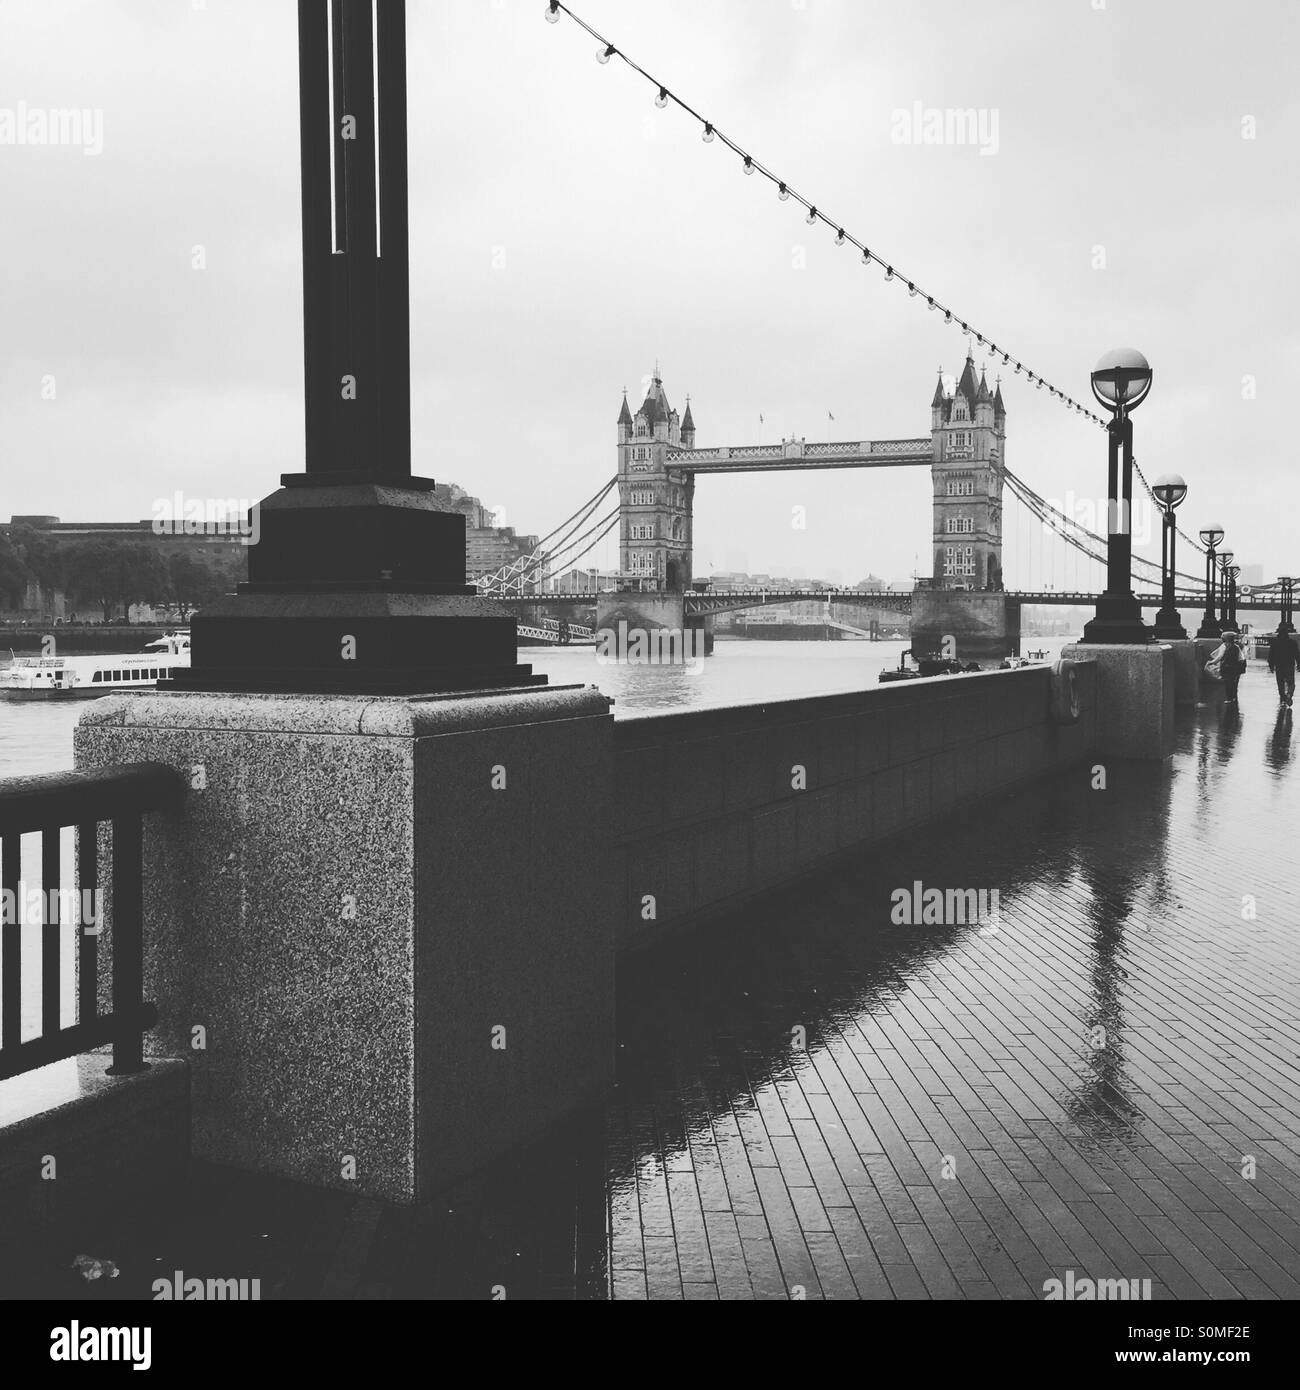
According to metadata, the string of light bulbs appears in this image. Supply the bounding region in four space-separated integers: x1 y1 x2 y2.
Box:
545 2 1228 570
544 0 1109 429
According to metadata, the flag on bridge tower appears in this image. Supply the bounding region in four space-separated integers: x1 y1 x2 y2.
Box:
828 411 835 421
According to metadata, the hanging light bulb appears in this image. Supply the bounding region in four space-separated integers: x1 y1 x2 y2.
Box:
777 182 789 200
927 297 936 310
545 1 560 21
835 229 846 246
655 88 668 108
702 123 714 143
907 282 918 296
597 43 614 63
944 311 952 324
884 266 894 280
806 207 818 224
743 155 755 174
1014 362 1022 374
861 249 871 265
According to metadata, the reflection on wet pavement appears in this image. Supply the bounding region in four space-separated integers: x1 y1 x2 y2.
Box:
29 667 1300 1300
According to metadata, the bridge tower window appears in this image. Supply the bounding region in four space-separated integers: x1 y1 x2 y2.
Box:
942 546 975 579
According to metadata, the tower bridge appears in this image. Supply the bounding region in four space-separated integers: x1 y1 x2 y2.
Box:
599 355 1017 658
612 357 1004 598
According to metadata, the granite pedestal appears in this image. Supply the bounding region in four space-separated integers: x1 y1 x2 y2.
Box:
1059 643 1173 760
74 684 616 1203
1163 639 1199 705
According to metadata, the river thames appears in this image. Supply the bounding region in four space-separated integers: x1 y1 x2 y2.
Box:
0 638 1075 779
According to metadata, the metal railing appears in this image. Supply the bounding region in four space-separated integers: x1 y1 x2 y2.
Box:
0 763 182 1081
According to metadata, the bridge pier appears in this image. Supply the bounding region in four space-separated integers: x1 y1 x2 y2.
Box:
909 589 1021 663
595 591 712 661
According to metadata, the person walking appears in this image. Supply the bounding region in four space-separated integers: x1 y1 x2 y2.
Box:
1267 624 1300 707
1218 630 1246 705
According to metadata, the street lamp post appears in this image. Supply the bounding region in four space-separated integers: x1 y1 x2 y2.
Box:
1218 550 1234 629
1151 472 1188 639
1197 525 1224 638
1227 565 1241 632
170 0 543 696
1080 349 1152 644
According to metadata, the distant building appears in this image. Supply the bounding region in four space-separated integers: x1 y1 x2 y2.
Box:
433 483 493 530
464 525 543 590
547 568 619 594
1 513 247 620
3 515 246 547
701 570 836 592
432 484 545 592
4 484 552 612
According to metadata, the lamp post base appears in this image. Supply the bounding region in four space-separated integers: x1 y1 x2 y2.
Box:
1079 595 1149 646
1152 608 1188 640
1196 616 1223 639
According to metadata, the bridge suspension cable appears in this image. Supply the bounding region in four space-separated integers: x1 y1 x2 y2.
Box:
477 506 621 595
525 475 618 553
1002 467 1205 595
475 506 620 595
1006 476 1200 591
544 1 1109 431
473 477 618 596
526 505 621 577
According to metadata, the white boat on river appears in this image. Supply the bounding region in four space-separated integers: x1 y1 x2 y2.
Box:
0 633 190 701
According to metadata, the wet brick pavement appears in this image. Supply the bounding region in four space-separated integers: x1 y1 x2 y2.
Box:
25 666 1300 1300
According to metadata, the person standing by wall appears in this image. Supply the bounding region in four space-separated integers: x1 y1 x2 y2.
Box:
1267 624 1300 707
1219 631 1246 705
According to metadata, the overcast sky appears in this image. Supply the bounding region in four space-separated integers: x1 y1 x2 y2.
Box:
2 0 1296 589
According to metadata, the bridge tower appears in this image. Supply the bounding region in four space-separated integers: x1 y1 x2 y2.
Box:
617 368 695 591
929 352 1005 591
